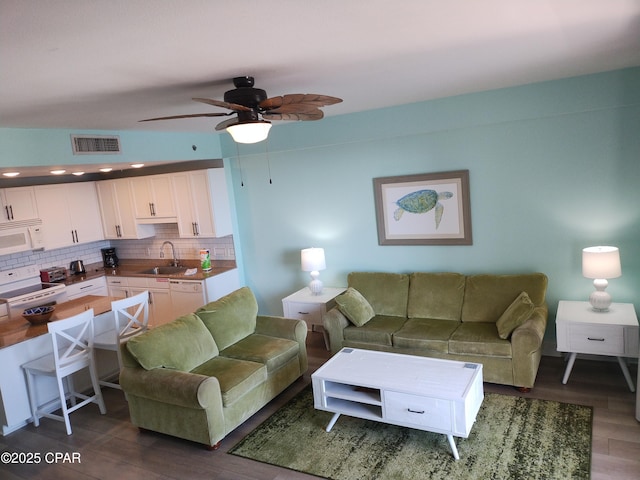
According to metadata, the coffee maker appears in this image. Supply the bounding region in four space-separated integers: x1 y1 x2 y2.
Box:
101 247 119 268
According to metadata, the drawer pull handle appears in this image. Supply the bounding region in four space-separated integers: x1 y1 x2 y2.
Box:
407 408 425 414
298 311 310 315
587 337 605 342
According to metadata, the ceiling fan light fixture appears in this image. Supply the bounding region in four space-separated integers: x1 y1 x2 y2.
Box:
226 121 272 144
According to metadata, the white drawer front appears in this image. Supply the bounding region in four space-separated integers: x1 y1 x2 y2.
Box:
286 302 323 325
569 324 624 355
384 391 452 431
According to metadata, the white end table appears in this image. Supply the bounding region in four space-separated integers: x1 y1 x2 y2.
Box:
556 301 639 392
282 287 346 350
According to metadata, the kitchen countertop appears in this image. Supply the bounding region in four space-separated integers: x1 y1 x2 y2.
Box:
64 259 237 284
0 295 116 348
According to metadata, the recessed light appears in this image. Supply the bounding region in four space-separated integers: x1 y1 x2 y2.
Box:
99 167 113 173
2 172 20 177
50 169 66 175
72 172 85 176
130 163 144 168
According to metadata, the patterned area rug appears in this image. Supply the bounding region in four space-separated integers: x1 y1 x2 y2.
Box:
229 386 592 480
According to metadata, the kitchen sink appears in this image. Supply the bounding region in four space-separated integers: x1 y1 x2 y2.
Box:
138 266 186 275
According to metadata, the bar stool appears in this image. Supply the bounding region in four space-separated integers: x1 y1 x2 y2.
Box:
93 291 150 389
22 309 107 435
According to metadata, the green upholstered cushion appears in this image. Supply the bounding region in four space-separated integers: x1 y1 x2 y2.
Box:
195 286 258 350
461 273 547 322
126 313 218 371
220 333 300 373
343 315 407 346
407 272 466 321
392 318 460 353
448 322 512 357
496 291 535 339
335 287 375 326
190 356 267 406
348 272 410 317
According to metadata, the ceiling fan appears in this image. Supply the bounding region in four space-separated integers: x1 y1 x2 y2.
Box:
140 76 342 143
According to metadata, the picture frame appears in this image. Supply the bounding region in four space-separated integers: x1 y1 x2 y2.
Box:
373 169 472 245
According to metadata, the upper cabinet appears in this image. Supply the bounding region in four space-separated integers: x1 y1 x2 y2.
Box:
0 186 39 223
34 182 104 249
172 169 232 238
96 179 155 240
130 174 177 222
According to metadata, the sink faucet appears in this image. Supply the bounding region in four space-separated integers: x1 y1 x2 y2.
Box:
159 241 179 267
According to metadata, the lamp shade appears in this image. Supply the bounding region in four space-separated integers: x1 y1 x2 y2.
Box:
226 121 272 144
582 246 621 279
301 248 326 272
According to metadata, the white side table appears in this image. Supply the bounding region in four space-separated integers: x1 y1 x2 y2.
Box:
282 287 346 350
556 300 639 392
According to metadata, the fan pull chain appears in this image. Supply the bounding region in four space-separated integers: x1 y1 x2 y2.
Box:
236 142 245 187
266 139 273 184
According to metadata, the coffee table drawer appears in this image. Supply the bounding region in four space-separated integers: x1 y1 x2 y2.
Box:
384 391 452 431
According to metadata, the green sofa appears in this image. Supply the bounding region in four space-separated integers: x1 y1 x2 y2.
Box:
119 286 308 449
323 272 548 389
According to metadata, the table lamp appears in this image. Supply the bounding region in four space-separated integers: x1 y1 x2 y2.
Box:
582 246 621 312
301 247 326 295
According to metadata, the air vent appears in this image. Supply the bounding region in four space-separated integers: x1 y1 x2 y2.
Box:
71 135 121 154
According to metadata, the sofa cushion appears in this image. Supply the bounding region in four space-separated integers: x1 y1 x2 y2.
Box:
448 323 512 357
343 315 407 346
220 334 300 373
195 286 258 351
392 318 460 353
126 313 218 372
496 291 535 339
348 272 409 317
460 273 547 322
190 356 267 406
335 287 375 326
407 272 466 321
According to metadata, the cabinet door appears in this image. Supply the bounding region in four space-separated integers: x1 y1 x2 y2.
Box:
66 182 104 244
149 289 173 327
34 184 75 249
131 175 176 220
96 180 120 239
0 187 39 223
97 179 153 239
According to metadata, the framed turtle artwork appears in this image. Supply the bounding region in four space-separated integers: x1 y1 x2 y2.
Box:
373 169 472 245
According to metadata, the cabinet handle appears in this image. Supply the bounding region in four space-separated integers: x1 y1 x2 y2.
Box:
117 225 122 237
149 292 154 305
151 202 156 216
297 311 310 315
75 229 79 243
587 337 605 342
194 222 200 236
8 205 13 220
4 206 9 221
407 408 425 414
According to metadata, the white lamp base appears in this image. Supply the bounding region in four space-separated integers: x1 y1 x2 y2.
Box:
308 271 323 295
589 278 611 312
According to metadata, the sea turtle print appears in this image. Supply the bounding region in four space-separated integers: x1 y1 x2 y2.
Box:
393 189 454 229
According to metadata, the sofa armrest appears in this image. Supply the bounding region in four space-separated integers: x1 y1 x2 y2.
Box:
323 307 350 355
119 366 223 411
510 304 548 388
256 315 308 373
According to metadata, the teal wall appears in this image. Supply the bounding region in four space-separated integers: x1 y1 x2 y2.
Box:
0 128 221 168
222 68 640 339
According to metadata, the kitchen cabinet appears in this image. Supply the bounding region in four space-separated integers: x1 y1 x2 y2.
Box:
0 186 39 223
172 169 233 238
65 277 108 301
34 182 104 249
130 174 177 222
96 179 155 239
106 276 129 299
128 276 173 327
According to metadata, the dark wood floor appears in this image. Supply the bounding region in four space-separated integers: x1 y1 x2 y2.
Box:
1 332 638 480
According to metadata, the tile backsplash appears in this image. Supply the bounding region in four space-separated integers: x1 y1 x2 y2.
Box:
0 223 235 272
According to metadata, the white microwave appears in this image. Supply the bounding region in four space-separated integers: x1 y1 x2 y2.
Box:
0 224 45 256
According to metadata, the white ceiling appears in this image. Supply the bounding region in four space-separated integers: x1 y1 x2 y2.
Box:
1 0 640 135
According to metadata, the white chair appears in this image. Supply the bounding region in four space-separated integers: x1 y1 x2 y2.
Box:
22 309 107 435
94 290 150 389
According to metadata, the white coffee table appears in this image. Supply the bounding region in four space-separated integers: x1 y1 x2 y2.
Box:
311 348 484 460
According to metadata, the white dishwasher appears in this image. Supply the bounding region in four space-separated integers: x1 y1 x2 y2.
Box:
169 279 206 318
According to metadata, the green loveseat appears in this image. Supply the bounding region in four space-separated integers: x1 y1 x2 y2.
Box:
119 286 308 448
323 272 548 389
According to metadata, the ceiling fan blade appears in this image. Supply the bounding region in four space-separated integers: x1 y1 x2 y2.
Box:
264 103 324 115
260 94 342 110
139 112 230 122
215 117 240 131
193 97 251 112
262 110 324 121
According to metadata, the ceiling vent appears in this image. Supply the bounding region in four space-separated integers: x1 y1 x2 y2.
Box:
71 135 121 154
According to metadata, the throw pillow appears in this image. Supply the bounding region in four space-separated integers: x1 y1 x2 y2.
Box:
496 291 535 339
336 287 375 327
